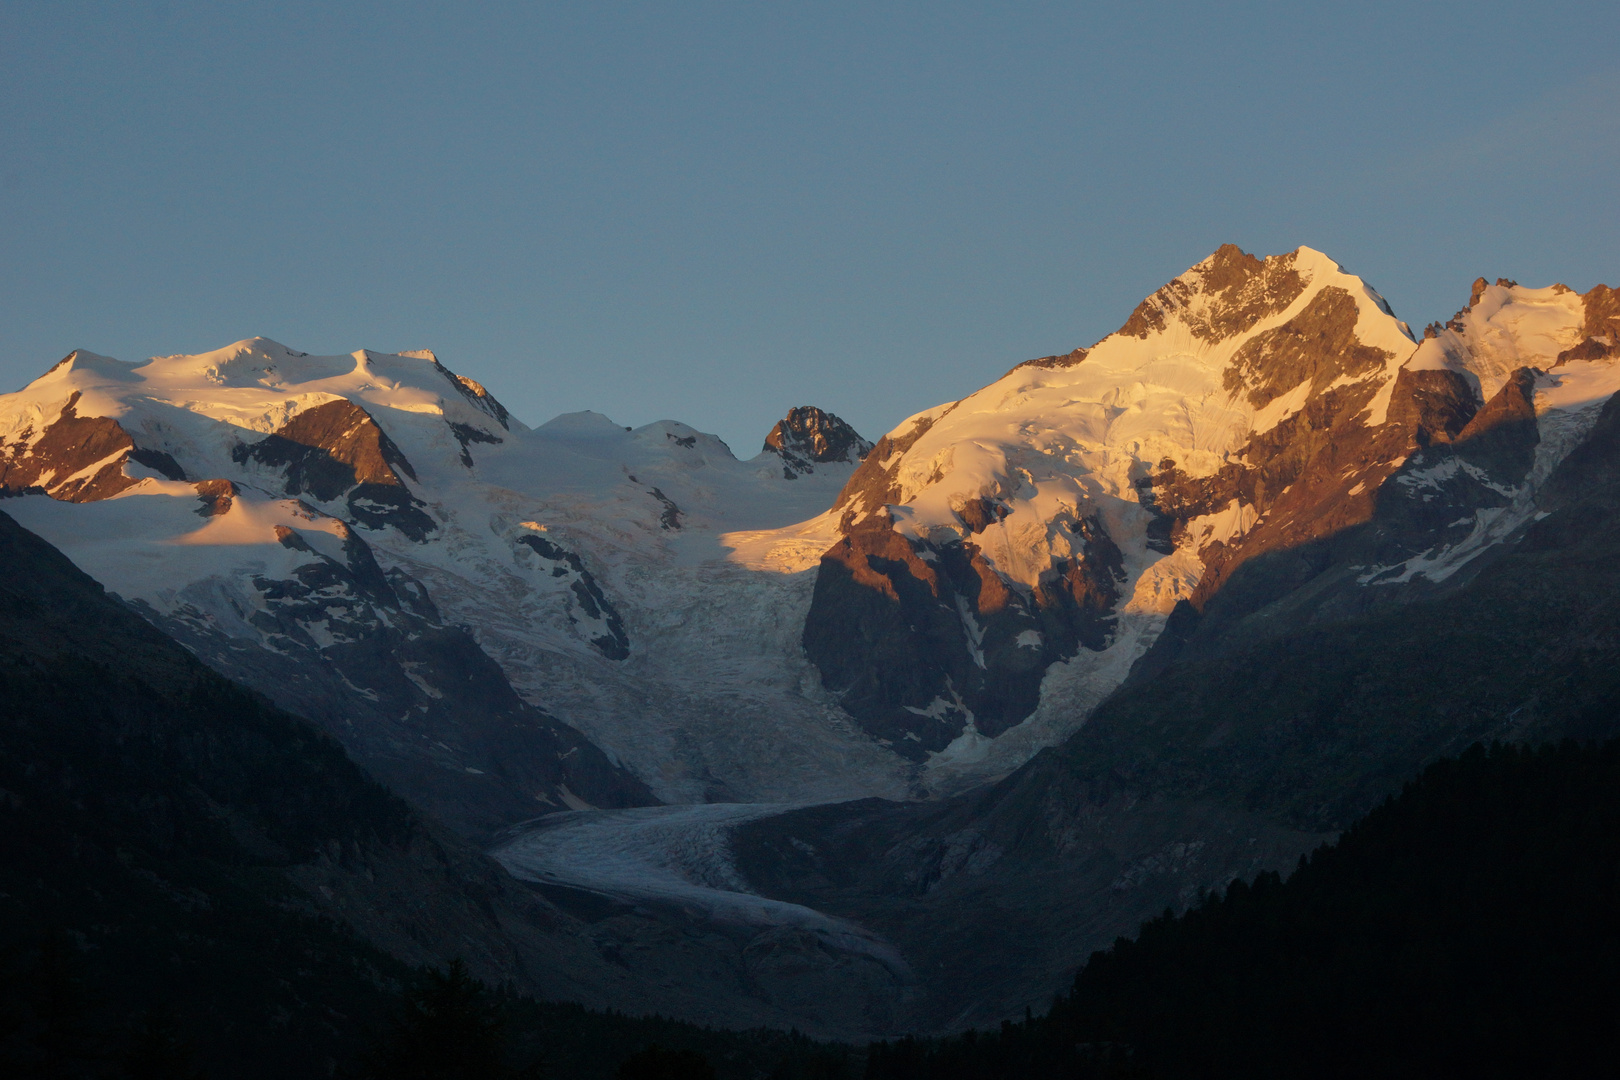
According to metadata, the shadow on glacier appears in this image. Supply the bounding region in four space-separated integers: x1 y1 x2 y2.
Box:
492 802 914 980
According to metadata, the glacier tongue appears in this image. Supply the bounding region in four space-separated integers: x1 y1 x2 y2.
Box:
493 803 911 976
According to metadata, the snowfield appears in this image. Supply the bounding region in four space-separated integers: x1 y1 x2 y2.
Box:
0 339 916 805
3 249 1618 817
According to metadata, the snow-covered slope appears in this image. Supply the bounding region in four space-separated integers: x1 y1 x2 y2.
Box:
0 339 913 816
5 251 1617 823
796 247 1620 788
1341 277 1620 589
796 247 1406 772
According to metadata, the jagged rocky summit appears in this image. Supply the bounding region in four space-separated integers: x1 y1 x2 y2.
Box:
763 405 874 478
798 245 1620 777
3 245 1618 821
718 254 1620 1035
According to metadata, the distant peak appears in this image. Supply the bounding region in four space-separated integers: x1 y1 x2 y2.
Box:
33 349 138 385
224 336 301 357
762 406 872 479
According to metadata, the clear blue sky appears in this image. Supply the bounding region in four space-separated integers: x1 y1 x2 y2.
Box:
4 2 1617 452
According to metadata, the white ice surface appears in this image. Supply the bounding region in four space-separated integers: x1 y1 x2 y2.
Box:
4 481 355 626
0 338 917 805
7 264 1616 807
846 247 1421 780
1407 283 1586 399
493 803 910 974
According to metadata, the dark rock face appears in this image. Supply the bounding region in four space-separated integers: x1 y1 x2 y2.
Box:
140 514 655 838
1580 283 1620 339
193 477 237 516
232 399 437 541
517 534 631 660
763 406 874 479
831 411 950 529
648 486 682 530
236 398 417 496
1128 359 1504 633
1556 335 1620 364
1551 282 1620 365
1119 245 1307 343
448 419 502 468
1009 347 1088 375
1222 286 1393 408
1127 362 1552 692
803 510 1123 759
129 445 188 480
1449 366 1540 483
0 390 184 501
434 357 512 430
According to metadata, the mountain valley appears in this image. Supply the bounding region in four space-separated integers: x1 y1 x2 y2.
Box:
6 243 1620 1050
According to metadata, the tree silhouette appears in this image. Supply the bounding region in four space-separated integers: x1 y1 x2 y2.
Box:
363 960 535 1080
18 931 102 1080
616 1044 716 1080
119 1007 203 1080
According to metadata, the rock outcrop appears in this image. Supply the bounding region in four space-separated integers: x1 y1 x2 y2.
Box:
763 406 874 479
804 508 1122 758
0 386 185 501
233 398 437 540
133 493 655 838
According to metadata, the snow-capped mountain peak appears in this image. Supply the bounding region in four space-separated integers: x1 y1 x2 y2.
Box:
0 343 904 807
800 246 1620 784
6 248 1619 817
763 406 874 479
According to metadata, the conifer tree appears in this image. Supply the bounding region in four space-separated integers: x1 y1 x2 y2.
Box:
616 1044 716 1080
363 960 532 1080
119 1007 203 1080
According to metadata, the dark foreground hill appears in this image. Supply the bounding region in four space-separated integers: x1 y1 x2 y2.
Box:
865 739 1620 1079
0 507 853 1077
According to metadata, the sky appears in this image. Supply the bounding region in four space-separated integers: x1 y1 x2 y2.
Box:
3 2 1618 453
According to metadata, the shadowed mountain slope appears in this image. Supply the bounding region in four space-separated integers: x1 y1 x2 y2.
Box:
731 377 1620 1033
0 508 964 1058
0 506 678 1070
865 740 1620 1079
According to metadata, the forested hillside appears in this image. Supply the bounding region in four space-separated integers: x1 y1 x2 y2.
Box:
865 739 1620 1079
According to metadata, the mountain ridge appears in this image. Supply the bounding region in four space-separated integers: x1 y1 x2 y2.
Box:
5 245 1617 814
5 241 1620 1041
